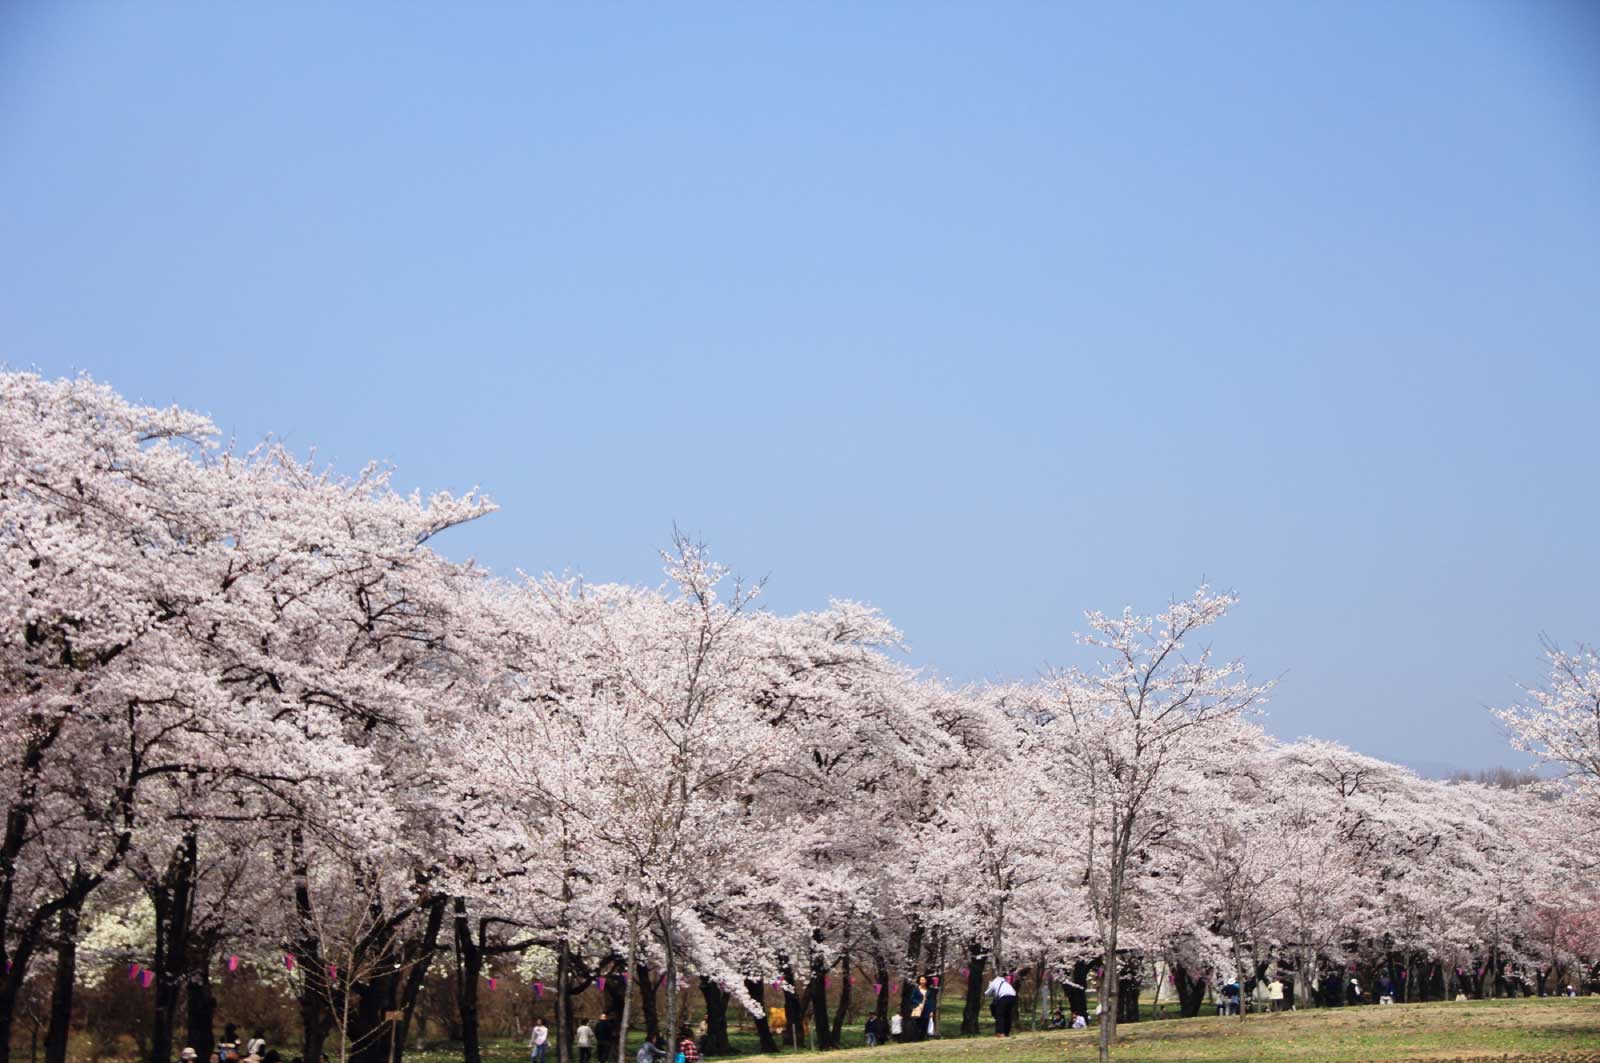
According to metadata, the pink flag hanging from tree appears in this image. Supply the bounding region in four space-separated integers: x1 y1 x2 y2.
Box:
228 955 239 972
597 977 606 993
534 981 544 999
142 970 154 988
489 977 498 991
285 954 296 972
129 964 141 980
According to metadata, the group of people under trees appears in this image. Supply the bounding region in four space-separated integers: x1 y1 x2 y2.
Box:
172 1025 326 1063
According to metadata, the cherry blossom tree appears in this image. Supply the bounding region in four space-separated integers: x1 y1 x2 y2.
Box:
1496 639 1600 856
1038 588 1268 1062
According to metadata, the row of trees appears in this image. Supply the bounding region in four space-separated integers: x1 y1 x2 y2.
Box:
2 371 1595 1063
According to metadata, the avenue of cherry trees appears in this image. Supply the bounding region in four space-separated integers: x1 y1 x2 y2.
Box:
2 371 1597 1063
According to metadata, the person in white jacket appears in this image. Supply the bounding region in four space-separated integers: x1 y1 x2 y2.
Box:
529 1019 549 1063
985 973 1019 1037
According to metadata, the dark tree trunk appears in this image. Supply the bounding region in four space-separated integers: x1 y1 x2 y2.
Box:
960 943 987 1035
698 978 732 1056
43 899 82 1063
897 924 924 1039
872 955 889 1024
385 894 447 1063
185 948 218 1063
0 918 49 1063
635 964 659 1042
0 710 70 1063
807 949 834 1050
556 940 571 1063
150 832 199 1063
1114 956 1141 1025
1427 962 1445 1003
602 963 626 1027
291 830 333 1063
779 960 802 1050
453 900 483 1063
741 980 778 1054
561 953 595 1063
828 961 851 1049
1172 963 1207 1019
1066 961 1090 1022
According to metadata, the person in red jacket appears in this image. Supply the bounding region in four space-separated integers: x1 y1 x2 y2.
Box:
676 1027 701 1063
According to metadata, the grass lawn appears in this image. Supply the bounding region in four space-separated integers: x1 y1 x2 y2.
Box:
423 1000 1600 1063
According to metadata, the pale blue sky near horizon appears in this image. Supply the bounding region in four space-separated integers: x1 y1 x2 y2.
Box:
4 3 1598 774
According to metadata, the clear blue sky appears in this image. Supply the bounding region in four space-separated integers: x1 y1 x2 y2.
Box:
4 2 1597 773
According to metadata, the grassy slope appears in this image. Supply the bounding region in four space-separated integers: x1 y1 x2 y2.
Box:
430 1000 1600 1063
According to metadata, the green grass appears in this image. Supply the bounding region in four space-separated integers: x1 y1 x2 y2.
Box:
416 999 1600 1063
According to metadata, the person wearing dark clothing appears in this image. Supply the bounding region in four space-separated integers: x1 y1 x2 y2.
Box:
907 977 929 1042
985 973 1019 1037
595 1013 615 1063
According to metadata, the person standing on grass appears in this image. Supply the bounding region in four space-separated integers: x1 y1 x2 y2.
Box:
576 1019 595 1063
908 975 931 1041
1268 976 1284 1012
595 1012 614 1063
530 1017 549 1063
985 971 1018 1037
676 1026 701 1063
